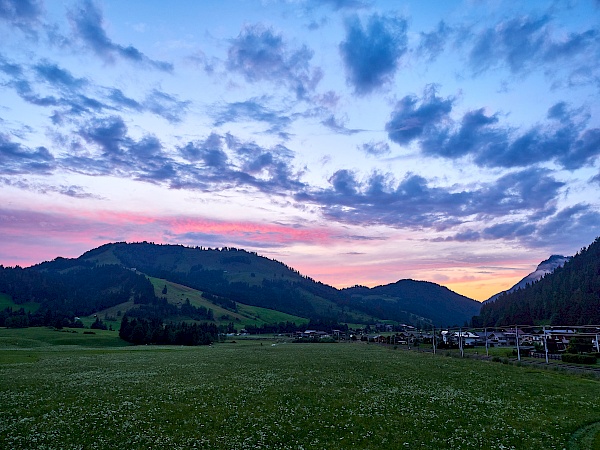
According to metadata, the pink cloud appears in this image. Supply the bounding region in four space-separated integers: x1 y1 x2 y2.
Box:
0 207 336 267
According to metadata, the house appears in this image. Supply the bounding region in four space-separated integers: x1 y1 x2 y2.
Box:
487 331 508 346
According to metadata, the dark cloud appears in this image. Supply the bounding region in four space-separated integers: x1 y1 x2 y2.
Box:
178 134 228 169
296 167 564 231
106 88 142 110
0 53 23 77
469 15 550 74
339 13 408 95
227 24 322 99
142 89 189 124
467 13 600 85
321 115 362 135
386 85 453 146
418 21 452 61
212 98 292 136
0 177 101 199
0 53 186 123
529 204 600 251
68 0 172 72
401 98 600 170
314 0 372 11
34 60 87 90
0 132 55 174
68 117 304 196
0 0 42 31
79 115 128 156
358 140 390 157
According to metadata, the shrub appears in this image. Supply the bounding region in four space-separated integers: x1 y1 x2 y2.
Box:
561 353 597 365
492 356 501 363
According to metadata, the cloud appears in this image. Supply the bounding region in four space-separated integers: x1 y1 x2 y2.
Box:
339 13 408 95
0 132 55 174
469 15 550 75
0 177 101 199
389 93 600 170
34 60 87 90
358 140 390 157
67 117 305 196
418 21 452 61
312 0 372 11
321 115 362 135
227 24 322 99
212 98 292 136
466 13 600 86
0 54 186 123
296 167 564 232
386 85 453 146
142 89 190 123
178 133 228 169
0 0 43 31
68 0 172 72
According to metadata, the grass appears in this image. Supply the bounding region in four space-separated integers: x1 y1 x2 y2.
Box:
0 327 129 349
147 277 309 328
0 328 599 449
0 293 40 314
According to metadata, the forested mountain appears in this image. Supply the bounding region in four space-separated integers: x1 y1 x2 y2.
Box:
484 255 571 304
474 237 600 326
343 280 481 327
0 241 481 328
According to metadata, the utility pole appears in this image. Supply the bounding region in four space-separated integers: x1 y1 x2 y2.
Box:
516 325 521 361
432 326 436 355
484 327 488 357
543 326 549 364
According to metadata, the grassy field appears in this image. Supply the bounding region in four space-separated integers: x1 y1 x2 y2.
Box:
0 293 40 314
1 329 599 449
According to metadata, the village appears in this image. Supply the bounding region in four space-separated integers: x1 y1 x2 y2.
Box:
283 324 600 361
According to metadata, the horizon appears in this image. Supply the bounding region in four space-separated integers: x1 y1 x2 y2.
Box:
1 1 600 301
0 239 577 303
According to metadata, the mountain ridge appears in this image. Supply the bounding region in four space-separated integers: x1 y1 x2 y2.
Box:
1 241 481 328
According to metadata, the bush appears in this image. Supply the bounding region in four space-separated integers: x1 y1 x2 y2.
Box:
561 353 597 365
492 356 501 362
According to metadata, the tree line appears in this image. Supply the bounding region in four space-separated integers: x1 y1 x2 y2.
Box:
473 237 600 326
119 316 218 345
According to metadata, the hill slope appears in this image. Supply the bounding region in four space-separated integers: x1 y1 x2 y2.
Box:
474 237 600 326
343 279 481 327
1 242 481 328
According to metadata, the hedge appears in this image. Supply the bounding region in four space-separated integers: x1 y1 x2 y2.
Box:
561 353 597 365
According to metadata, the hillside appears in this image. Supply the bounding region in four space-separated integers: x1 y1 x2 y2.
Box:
343 280 481 327
474 237 600 326
0 242 482 329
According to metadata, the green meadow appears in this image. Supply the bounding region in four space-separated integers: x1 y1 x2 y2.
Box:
1 328 599 449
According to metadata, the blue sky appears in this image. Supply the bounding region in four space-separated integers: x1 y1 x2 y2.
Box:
1 0 600 300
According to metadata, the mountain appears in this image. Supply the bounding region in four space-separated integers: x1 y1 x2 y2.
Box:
473 237 600 326
343 280 481 328
0 241 480 328
484 255 571 304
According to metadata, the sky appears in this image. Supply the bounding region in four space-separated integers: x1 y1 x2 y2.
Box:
1 0 600 301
